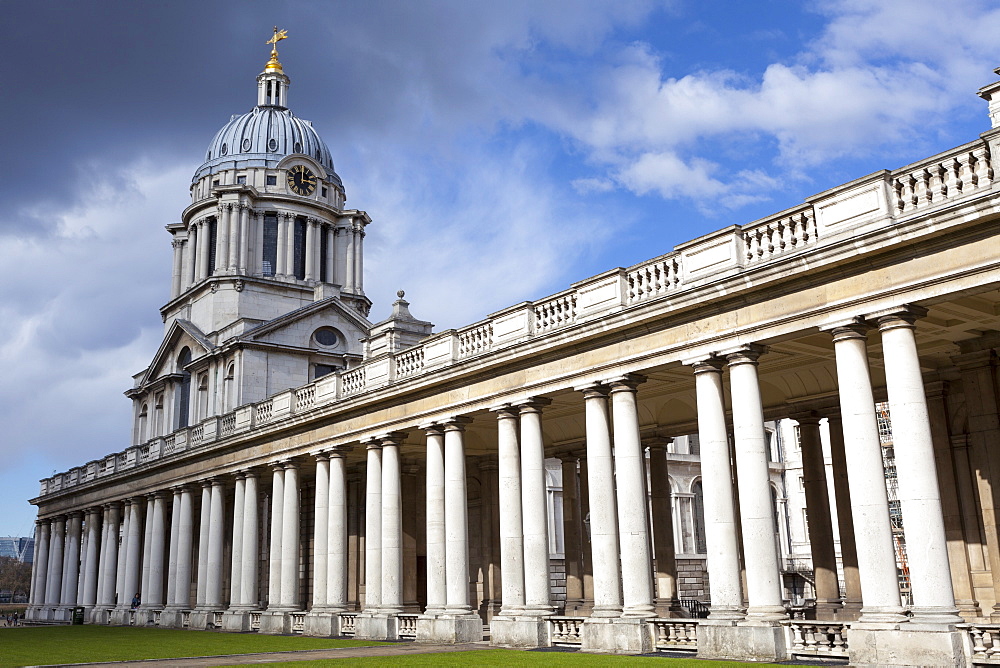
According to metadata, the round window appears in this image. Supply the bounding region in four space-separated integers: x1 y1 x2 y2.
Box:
314 327 340 347
242 138 251 152
268 138 278 151
221 142 228 156
294 141 302 153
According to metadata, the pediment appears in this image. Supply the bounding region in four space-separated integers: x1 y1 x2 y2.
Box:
140 320 215 387
239 296 371 355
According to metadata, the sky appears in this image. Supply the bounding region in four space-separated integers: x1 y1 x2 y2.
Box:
1 0 999 537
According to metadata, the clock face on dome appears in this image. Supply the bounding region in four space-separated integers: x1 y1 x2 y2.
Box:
286 165 317 196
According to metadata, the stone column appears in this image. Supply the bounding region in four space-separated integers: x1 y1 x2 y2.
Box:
61 512 83 608
305 218 317 281
279 462 300 609
175 487 194 609
559 453 585 615
793 414 841 617
285 215 296 278
229 203 241 271
171 239 184 298
238 204 250 273
267 465 284 609
579 385 622 619
140 496 155 605
334 227 347 288
518 398 553 617
828 323 905 623
726 348 785 622
402 459 420 613
876 309 962 625
423 426 447 616
197 220 210 280
196 482 212 608
240 472 259 608
216 204 231 274
325 224 336 284
82 509 101 609
345 227 356 292
229 474 246 608
32 520 50 614
102 504 122 609
328 450 349 611
494 409 524 615
479 456 501 619
690 358 744 619
145 494 167 609
355 227 365 293
94 508 109 610
123 501 143 610
206 479 226 609
275 214 288 277
579 456 595 614
116 502 132 610
647 439 680 616
363 443 383 611
609 376 656 621
166 489 182 608
46 516 65 607
312 455 330 610
825 416 862 617
381 435 404 615
186 224 198 286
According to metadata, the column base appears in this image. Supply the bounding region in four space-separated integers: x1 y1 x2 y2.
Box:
581 617 655 654
654 598 687 618
416 613 483 643
188 609 223 630
157 610 188 628
846 624 966 667
134 608 163 626
303 610 342 637
221 610 256 632
835 600 863 621
696 619 786 662
258 611 295 635
354 612 399 640
490 615 551 648
90 606 115 625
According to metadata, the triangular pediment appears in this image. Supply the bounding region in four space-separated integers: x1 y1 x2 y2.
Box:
239 296 371 354
140 320 215 387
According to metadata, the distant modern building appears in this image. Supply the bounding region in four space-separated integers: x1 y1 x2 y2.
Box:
24 34 1000 668
0 536 35 564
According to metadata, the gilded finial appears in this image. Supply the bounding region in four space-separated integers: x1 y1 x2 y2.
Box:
265 26 289 73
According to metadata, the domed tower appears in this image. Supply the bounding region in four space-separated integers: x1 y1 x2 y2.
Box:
126 32 374 439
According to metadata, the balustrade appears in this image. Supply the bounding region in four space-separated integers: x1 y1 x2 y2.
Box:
743 207 817 265
341 367 365 397
893 142 992 215
291 612 306 634
295 385 316 411
250 612 261 631
967 624 1000 663
782 620 849 658
627 254 682 304
395 346 425 378
220 413 237 437
549 616 584 645
650 619 699 650
397 613 418 639
458 322 493 358
339 612 357 636
255 399 274 425
534 292 577 333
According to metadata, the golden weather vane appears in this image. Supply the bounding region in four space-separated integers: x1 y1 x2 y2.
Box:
265 26 289 72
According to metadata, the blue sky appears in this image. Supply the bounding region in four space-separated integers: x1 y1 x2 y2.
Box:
1 0 998 536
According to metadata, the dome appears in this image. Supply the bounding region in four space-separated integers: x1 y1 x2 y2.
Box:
193 106 341 186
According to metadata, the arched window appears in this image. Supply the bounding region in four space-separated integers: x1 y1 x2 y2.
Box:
136 403 148 444
177 348 192 429
197 374 210 420
223 362 236 412
153 393 164 437
692 480 707 554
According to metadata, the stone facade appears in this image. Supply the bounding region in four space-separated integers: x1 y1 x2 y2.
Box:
23 48 1000 667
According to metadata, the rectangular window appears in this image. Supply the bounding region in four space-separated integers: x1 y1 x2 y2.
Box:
314 364 338 379
266 175 277 186
262 213 278 277
293 217 307 280
207 217 218 275
688 433 700 455
319 225 328 283
237 175 247 185
321 187 328 198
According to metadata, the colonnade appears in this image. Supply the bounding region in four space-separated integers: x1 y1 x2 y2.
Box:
27 307 966 661
170 205 366 298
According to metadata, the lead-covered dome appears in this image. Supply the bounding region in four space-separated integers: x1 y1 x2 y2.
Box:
192 58 342 187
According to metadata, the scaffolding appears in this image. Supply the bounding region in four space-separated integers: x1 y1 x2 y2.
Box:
877 402 912 605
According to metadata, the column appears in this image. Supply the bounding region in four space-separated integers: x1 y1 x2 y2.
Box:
171 239 184 298
422 425 446 616
443 418 474 615
275 214 288 277
690 358 744 619
727 348 785 621
494 408 524 615
115 502 131 609
826 415 862 616
239 472 259 608
355 227 365 293
559 453 585 615
518 398 553 616
344 227 356 292
206 479 226 609
579 385 622 617
82 509 101 608
102 504 122 608
216 204 231 274
166 489 182 607
648 439 680 615
279 462 299 609
196 482 211 608
238 204 250 273
228 202 240 271
876 309 962 624
304 218 317 281
325 224 336 283
334 227 348 287
198 220 211 280
364 442 383 611
328 450 349 611
146 493 167 608
402 459 420 612
229 474 246 607
46 516 65 606
794 414 841 617
479 457 501 618
186 224 198 287
175 487 194 609
32 520 50 611
123 501 143 609
828 323 905 623
267 464 284 609
140 496 154 605
61 512 83 607
285 214 296 278
381 435 403 614
313 455 331 610
579 457 595 614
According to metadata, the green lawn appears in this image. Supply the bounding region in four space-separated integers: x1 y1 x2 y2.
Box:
0 625 389 667
227 649 789 666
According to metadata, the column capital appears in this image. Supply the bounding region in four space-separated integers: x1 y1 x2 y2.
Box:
819 316 872 340
378 431 408 447
323 444 352 459
514 396 552 413
607 373 646 393
554 449 581 463
67 510 84 520
723 343 767 366
645 436 673 452
787 410 823 425
575 382 610 399
687 356 725 375
282 460 299 471
868 304 928 330
420 422 445 435
312 451 330 463
441 416 473 432
488 405 519 420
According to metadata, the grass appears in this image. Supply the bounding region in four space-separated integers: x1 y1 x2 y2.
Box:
224 649 790 666
0 625 390 667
